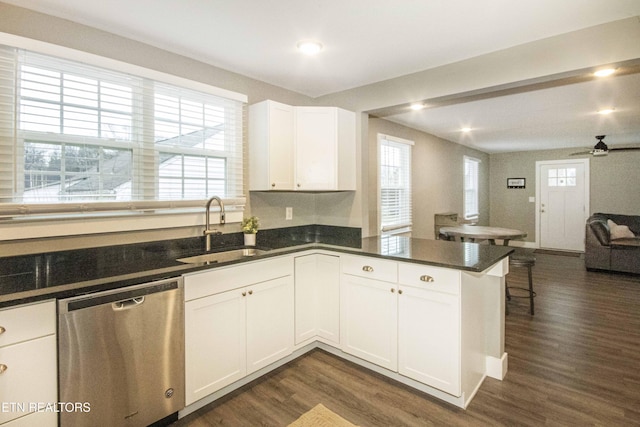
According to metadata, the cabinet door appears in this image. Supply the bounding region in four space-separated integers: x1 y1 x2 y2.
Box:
0 335 57 425
267 101 295 189
185 289 246 405
294 255 318 344
295 254 340 345
295 107 337 190
340 274 397 371
315 254 340 343
398 286 461 396
249 100 294 190
246 276 294 374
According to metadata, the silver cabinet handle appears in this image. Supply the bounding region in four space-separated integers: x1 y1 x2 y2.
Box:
0 364 7 374
0 326 5 334
362 266 374 272
420 275 434 283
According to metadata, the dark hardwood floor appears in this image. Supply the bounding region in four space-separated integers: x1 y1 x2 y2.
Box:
174 253 640 426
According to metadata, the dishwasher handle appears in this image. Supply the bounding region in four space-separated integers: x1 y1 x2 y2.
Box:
112 296 145 311
59 278 182 313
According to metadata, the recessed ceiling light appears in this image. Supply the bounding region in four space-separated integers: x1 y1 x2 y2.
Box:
594 68 617 77
598 108 615 115
297 40 323 55
461 127 472 132
410 103 425 111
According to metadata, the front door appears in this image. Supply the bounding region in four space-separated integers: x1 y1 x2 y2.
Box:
537 159 589 251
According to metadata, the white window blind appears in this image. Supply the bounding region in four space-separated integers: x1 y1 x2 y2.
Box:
0 44 245 217
379 134 413 233
463 156 480 220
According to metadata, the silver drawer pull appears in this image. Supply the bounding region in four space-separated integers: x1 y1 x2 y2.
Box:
420 275 435 283
0 326 5 334
0 364 7 374
362 265 374 272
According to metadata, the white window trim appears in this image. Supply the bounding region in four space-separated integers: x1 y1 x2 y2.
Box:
0 33 248 241
463 156 481 221
378 133 413 235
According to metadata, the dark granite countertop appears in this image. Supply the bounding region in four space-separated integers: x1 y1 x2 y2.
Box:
0 226 512 308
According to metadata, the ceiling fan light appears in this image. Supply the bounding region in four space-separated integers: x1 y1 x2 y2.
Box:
410 103 425 111
598 108 615 115
461 127 472 133
594 68 616 77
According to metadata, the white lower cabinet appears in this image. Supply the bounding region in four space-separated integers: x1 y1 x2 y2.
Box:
340 255 463 397
246 277 295 373
184 258 294 406
398 285 460 396
340 274 398 371
294 253 340 345
0 300 57 427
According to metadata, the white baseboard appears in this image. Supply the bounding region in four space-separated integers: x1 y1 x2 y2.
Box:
486 352 508 380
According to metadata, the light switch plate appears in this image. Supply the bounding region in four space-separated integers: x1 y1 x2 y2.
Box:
286 207 293 220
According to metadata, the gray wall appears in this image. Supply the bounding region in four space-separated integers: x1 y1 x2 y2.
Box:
368 118 490 239
490 147 640 243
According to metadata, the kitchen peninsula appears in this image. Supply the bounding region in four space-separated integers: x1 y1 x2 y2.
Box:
0 227 512 425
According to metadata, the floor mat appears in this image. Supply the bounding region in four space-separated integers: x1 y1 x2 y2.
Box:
288 404 357 427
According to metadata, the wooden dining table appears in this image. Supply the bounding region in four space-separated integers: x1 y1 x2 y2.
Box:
439 225 527 246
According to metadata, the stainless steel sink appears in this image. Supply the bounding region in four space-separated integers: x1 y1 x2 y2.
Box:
177 248 270 264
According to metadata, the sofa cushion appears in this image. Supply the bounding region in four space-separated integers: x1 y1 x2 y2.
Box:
589 219 610 245
608 219 636 240
610 237 640 248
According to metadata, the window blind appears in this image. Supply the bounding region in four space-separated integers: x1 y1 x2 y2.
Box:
0 44 245 218
379 134 413 233
463 156 480 220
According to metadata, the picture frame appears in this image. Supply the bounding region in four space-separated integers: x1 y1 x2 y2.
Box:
507 178 526 189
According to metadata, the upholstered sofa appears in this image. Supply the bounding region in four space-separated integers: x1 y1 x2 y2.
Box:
585 213 640 274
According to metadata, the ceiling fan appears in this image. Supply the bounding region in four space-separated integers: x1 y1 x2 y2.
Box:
571 135 640 156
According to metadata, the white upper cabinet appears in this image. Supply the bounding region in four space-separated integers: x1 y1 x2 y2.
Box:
249 100 295 190
249 100 356 191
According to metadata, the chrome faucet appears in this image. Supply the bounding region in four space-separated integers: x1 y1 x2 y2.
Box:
204 196 226 251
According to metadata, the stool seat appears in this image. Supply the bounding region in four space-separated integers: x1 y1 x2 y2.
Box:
506 252 536 315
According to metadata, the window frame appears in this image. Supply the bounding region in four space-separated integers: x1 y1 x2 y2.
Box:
463 156 481 221
0 34 247 240
378 133 413 235
0 37 247 216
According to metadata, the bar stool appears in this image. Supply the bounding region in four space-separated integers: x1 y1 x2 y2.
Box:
506 252 536 315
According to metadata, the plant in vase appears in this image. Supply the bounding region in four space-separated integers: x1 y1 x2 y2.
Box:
241 216 259 246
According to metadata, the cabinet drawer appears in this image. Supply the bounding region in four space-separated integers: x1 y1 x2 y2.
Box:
341 255 397 283
398 263 461 295
0 301 56 348
0 335 57 425
184 256 293 301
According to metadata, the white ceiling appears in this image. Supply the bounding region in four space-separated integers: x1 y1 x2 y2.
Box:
6 0 640 153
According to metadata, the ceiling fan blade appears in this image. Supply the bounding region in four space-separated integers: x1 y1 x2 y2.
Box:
570 150 592 156
609 147 640 152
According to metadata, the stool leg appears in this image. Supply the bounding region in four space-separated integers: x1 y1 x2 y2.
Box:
505 282 510 315
527 265 534 315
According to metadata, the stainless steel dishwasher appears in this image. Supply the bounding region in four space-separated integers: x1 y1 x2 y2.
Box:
58 278 185 427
